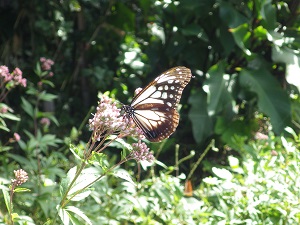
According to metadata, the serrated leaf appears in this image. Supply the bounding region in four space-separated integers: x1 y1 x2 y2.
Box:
63 166 100 201
89 152 107 171
65 206 92 225
69 144 82 160
57 206 70 225
113 169 135 186
108 136 133 151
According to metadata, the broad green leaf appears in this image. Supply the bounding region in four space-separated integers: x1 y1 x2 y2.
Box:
215 117 255 149
272 45 300 92
219 1 248 28
181 24 208 41
230 23 251 55
204 63 235 116
240 68 291 134
260 0 276 30
188 90 212 144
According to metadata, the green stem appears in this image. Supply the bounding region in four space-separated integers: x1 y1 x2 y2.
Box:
186 139 215 181
9 184 15 225
62 157 129 205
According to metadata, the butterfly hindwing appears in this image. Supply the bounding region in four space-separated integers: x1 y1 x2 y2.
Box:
124 66 192 142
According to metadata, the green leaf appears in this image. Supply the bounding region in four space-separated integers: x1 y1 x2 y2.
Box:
21 97 34 118
240 68 291 134
215 118 254 149
69 144 82 160
113 169 135 186
89 152 108 171
260 0 276 30
181 24 208 41
219 1 248 28
204 63 235 116
272 46 300 92
57 205 70 225
38 92 57 101
212 167 233 180
0 124 10 132
2 187 10 214
65 206 92 225
109 136 133 151
14 187 31 193
7 153 31 165
230 23 251 55
188 90 212 144
63 166 100 201
0 112 20 121
41 79 55 88
35 61 42 76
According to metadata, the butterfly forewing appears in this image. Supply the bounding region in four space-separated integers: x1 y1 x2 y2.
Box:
125 66 192 142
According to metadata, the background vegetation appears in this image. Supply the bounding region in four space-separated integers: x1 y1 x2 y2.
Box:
0 0 299 224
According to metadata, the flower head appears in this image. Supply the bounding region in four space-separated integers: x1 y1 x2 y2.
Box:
13 133 21 142
0 66 26 88
254 132 268 140
40 57 54 71
40 118 51 126
0 65 12 82
89 96 125 141
11 169 28 186
89 96 145 142
130 140 154 162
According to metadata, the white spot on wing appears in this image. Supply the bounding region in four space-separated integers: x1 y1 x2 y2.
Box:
151 91 162 98
161 92 168 99
156 75 176 83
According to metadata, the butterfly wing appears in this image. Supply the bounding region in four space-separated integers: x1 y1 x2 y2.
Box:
129 66 192 142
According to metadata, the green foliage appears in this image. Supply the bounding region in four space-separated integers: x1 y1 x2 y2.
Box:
0 0 300 224
198 129 300 224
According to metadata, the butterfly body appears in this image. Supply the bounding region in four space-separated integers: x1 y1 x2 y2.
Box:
123 66 192 142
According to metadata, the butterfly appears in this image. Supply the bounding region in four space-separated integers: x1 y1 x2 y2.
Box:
123 66 192 142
